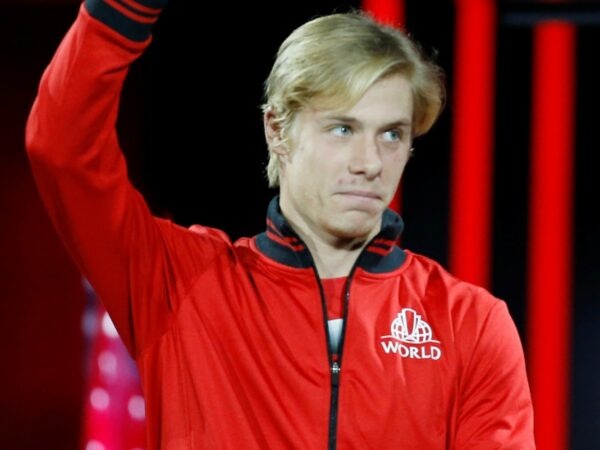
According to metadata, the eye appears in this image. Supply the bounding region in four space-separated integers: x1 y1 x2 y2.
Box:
330 125 353 137
382 129 402 142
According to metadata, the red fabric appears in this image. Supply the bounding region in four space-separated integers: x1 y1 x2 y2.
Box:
26 6 535 449
322 277 347 319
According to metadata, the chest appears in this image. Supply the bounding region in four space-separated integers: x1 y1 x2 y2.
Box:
181 268 456 388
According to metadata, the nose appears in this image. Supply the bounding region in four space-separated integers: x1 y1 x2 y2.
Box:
348 135 383 180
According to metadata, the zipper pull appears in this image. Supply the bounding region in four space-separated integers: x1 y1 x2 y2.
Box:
331 361 341 386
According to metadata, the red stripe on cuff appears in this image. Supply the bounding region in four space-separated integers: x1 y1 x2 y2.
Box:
104 0 158 24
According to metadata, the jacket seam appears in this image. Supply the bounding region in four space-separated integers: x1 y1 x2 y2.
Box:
135 239 233 361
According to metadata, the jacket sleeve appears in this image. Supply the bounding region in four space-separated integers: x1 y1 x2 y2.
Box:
454 299 536 449
25 1 231 358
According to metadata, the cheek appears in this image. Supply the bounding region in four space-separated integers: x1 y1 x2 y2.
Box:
385 153 409 178
392 149 410 164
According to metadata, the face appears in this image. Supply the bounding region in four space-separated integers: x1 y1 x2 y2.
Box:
270 74 414 246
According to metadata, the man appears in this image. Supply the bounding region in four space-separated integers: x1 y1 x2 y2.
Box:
26 0 535 448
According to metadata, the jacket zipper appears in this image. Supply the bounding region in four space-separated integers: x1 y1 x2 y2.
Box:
313 264 359 450
329 359 341 449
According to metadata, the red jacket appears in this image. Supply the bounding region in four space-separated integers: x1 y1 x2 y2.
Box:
26 4 535 449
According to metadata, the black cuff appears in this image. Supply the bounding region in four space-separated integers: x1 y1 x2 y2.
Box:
85 0 168 42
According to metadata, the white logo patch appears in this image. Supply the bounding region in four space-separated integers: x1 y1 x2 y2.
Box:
380 308 442 360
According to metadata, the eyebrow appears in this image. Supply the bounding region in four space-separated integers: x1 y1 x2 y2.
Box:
321 115 412 129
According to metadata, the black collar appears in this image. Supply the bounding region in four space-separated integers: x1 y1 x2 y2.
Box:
255 196 406 273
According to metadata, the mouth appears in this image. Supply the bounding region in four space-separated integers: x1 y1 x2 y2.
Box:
336 190 382 201
334 191 384 211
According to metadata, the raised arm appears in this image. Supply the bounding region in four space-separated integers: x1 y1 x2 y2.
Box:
25 1 230 357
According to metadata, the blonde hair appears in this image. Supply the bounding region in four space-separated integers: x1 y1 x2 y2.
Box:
262 12 445 187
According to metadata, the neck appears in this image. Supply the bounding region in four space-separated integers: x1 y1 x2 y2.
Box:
305 238 365 278
261 196 405 275
284 218 377 279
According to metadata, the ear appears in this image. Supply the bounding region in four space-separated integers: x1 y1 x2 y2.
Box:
263 107 287 155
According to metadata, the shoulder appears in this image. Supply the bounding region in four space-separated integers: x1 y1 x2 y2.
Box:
398 250 514 352
187 223 233 244
142 220 235 265
399 253 525 379
401 249 500 310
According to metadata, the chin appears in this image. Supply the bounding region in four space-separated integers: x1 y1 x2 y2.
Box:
326 215 380 241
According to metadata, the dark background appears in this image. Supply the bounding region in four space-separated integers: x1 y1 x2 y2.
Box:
1 0 598 448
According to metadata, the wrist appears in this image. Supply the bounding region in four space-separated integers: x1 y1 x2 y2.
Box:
85 0 169 42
